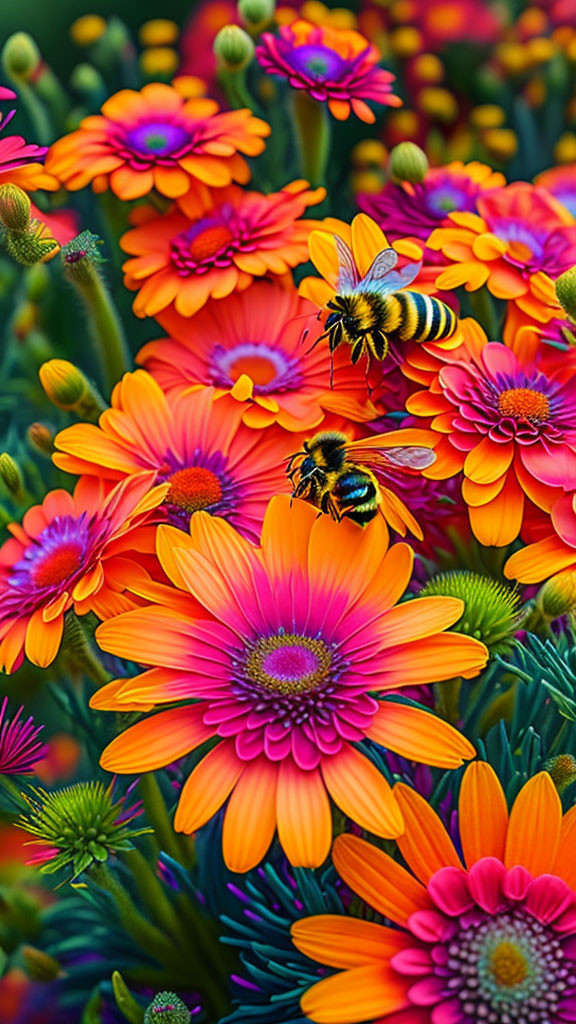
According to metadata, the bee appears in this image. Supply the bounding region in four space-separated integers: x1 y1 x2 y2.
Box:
287 430 436 532
314 237 458 367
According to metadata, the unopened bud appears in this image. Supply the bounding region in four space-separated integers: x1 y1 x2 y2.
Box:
555 267 576 324
70 62 105 99
144 991 191 1024
214 25 255 71
70 15 107 47
546 753 576 794
39 359 105 420
388 141 429 184
238 0 276 31
0 185 31 232
0 453 25 498
537 567 576 618
27 422 55 455
61 230 105 283
2 32 41 82
21 945 61 982
5 221 59 267
139 19 179 47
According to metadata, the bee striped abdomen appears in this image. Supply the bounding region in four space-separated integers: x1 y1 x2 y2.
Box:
333 471 378 526
395 291 457 342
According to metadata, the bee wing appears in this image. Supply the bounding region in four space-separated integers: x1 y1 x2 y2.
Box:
360 255 424 297
344 441 437 475
335 236 360 292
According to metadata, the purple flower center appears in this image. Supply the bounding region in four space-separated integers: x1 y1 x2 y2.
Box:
441 908 574 1021
126 121 191 156
290 44 348 82
426 184 471 215
247 634 332 694
210 341 303 394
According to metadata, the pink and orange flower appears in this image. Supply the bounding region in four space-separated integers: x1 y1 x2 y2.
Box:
92 496 487 872
293 764 576 1024
255 20 401 123
0 474 164 673
53 374 295 542
137 281 379 431
405 340 576 546
0 93 57 193
46 83 270 200
120 180 324 318
428 183 576 309
536 164 576 218
505 490 576 584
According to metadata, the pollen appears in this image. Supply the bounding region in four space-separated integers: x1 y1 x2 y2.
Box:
497 386 550 422
32 544 83 588
246 633 332 695
165 467 223 514
488 940 529 988
188 225 234 262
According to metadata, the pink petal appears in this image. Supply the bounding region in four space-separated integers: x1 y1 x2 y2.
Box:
525 874 574 923
408 975 446 1006
428 867 474 916
503 865 532 901
521 443 576 488
390 948 434 976
431 1000 467 1024
481 342 519 377
408 909 453 943
291 728 321 770
552 493 576 548
467 857 507 914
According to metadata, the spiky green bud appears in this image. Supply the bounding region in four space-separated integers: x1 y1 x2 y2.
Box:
419 570 523 655
0 184 31 232
388 141 429 184
214 25 255 70
144 992 191 1024
5 221 59 266
61 230 105 284
546 754 576 794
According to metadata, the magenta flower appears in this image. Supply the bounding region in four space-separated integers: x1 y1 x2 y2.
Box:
255 19 401 122
0 697 47 775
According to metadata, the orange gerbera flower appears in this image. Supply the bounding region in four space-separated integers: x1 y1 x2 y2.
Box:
93 496 487 872
293 765 576 1024
505 490 576 584
53 375 295 542
121 180 324 318
137 280 378 431
428 183 576 307
45 83 270 200
0 474 164 673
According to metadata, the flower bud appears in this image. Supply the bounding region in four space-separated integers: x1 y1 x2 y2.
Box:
2 32 41 82
61 230 104 283
0 185 31 232
70 62 106 99
388 141 429 184
21 946 62 982
546 754 576 794
5 221 59 267
27 422 55 455
39 359 87 409
537 566 576 618
238 0 276 31
214 25 255 71
0 453 25 498
140 47 179 77
144 992 191 1024
139 19 179 46
482 128 518 161
70 15 107 47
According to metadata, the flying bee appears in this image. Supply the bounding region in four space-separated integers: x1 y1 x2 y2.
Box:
313 237 458 369
287 430 436 534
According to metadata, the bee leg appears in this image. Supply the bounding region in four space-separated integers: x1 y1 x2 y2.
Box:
305 328 329 355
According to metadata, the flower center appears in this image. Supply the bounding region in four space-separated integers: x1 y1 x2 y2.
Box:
211 341 302 395
292 43 347 81
229 353 278 386
498 387 550 422
32 543 84 588
165 467 223 514
245 633 332 694
126 121 191 156
488 940 529 988
188 224 234 262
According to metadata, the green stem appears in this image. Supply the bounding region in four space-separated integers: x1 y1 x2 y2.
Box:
64 262 130 396
138 772 195 868
62 612 110 687
122 848 188 945
468 285 500 340
291 91 330 187
435 677 462 725
11 80 53 146
217 68 255 110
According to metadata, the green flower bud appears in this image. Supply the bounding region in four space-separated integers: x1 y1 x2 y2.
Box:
238 0 276 30
70 62 106 99
61 230 105 284
144 993 191 1024
555 266 576 324
21 945 62 982
27 422 55 455
214 25 255 70
388 141 429 184
2 32 41 81
0 184 31 232
5 221 59 267
0 453 24 497
537 568 576 619
419 570 523 655
39 359 87 409
546 753 576 794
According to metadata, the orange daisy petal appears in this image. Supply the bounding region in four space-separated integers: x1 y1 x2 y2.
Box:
504 772 561 875
504 535 576 584
175 741 245 834
300 964 410 1024
459 761 509 867
332 834 433 926
276 760 332 868
373 633 488 690
393 782 463 884
351 213 388 277
24 609 64 668
222 758 278 873
554 805 576 889
291 917 411 969
468 471 524 547
321 745 404 839
366 702 475 768
464 438 514 486
376 596 464 647
100 706 213 772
